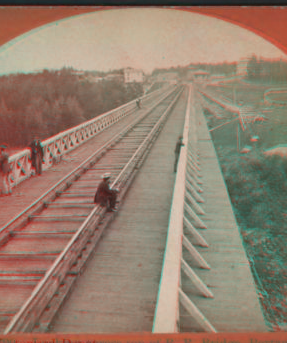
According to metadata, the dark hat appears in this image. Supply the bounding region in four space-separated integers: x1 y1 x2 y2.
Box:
0 144 7 149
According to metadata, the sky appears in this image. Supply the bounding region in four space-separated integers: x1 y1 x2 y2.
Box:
0 8 286 75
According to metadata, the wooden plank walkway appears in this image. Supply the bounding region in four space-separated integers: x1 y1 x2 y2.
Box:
49 89 188 333
180 87 267 332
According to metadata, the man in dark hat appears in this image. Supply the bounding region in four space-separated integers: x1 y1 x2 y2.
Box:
174 135 184 172
94 173 118 212
29 138 44 175
0 145 12 195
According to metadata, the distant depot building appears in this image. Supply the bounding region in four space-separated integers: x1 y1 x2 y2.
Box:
185 66 210 81
186 66 197 80
105 73 124 82
237 58 249 76
192 70 210 81
124 68 145 83
155 71 179 83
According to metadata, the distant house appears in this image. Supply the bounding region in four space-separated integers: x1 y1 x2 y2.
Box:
186 66 197 80
105 73 124 82
237 58 249 76
69 70 105 83
185 67 210 81
91 76 104 83
192 70 210 81
211 74 225 80
124 68 144 83
72 70 85 75
82 75 104 83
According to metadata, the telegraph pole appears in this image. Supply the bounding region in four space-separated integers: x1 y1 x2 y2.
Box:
233 85 236 105
237 123 240 152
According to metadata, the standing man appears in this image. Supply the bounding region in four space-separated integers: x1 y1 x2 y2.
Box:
174 135 184 172
30 138 44 175
136 98 142 109
94 173 118 212
0 144 12 196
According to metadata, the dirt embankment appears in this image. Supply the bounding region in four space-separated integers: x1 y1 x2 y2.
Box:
204 81 287 331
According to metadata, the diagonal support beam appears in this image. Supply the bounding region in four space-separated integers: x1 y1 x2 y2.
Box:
185 192 205 215
183 216 208 247
182 235 210 269
187 153 201 171
187 166 203 185
186 173 203 193
187 150 199 165
184 202 207 229
185 180 204 203
187 161 201 178
179 288 216 332
187 145 199 159
181 258 214 298
187 162 202 179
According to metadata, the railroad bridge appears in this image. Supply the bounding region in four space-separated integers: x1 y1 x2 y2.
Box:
0 84 266 334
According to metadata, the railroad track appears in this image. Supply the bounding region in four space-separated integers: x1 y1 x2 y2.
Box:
0 85 184 334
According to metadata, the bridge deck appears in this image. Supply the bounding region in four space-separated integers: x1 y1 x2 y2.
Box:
0 109 144 229
0 87 267 333
49 87 188 333
180 92 267 332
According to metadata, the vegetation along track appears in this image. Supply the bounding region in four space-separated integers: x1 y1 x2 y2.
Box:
0 85 184 334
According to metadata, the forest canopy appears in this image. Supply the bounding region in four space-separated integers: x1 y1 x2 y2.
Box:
0 68 143 147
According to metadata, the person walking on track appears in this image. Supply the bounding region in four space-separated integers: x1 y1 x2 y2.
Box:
174 135 184 172
0 144 12 196
94 173 119 212
30 138 44 175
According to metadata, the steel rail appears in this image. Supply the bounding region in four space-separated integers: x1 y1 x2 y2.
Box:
0 86 177 244
4 86 183 334
111 87 184 192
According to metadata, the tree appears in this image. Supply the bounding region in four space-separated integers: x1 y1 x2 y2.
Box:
0 68 146 148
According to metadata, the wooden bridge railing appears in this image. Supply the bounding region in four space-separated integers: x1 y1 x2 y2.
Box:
5 85 173 190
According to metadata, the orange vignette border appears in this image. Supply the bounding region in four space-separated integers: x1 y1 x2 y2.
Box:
0 5 287 343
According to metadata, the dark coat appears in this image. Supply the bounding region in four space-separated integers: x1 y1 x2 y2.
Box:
30 140 44 167
0 152 10 174
175 139 184 154
94 180 114 204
